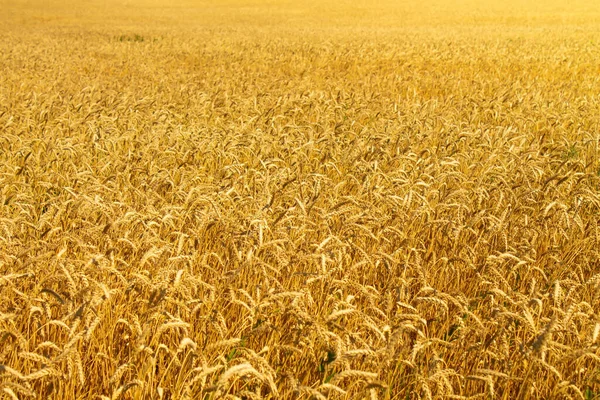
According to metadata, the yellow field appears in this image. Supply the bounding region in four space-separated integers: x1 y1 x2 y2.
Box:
2 0 600 399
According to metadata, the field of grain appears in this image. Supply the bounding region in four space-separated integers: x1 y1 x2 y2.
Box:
2 0 600 399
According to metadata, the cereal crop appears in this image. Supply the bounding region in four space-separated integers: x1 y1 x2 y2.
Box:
1 1 600 398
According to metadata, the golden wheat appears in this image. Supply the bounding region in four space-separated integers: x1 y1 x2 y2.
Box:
1 0 600 398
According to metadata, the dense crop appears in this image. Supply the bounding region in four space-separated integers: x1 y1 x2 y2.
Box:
2 0 600 399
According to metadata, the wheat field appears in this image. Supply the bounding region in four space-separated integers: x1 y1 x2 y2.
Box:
1 0 600 399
